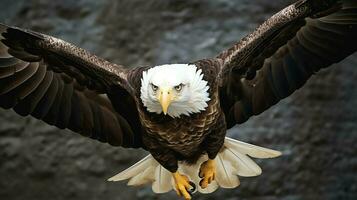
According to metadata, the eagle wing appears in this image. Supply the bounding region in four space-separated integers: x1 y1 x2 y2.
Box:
217 0 357 128
0 23 142 148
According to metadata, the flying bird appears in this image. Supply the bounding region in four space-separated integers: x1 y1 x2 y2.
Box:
0 0 356 199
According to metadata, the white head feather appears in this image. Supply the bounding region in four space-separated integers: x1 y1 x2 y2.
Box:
140 64 210 118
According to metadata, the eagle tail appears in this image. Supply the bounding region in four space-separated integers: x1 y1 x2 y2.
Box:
108 137 281 194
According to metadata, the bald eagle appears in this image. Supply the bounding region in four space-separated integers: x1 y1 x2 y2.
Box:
0 0 356 199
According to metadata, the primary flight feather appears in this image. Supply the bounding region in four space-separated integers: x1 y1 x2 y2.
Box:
0 0 356 199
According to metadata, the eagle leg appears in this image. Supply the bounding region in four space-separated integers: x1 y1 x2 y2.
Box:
198 159 216 189
173 172 195 200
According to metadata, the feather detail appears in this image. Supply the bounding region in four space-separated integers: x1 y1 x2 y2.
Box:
152 165 172 193
127 167 154 186
225 137 282 159
215 153 240 188
108 137 281 194
108 155 155 182
224 147 261 177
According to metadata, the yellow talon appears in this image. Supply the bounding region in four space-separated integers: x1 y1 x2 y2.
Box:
199 159 216 189
173 172 193 200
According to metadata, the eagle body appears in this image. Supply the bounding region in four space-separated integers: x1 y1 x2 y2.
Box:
130 60 225 168
0 0 356 199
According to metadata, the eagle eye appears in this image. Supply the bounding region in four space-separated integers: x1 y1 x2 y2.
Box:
174 84 183 92
151 83 158 92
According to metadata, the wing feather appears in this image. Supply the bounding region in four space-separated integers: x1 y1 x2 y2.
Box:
0 62 38 95
218 0 357 126
56 81 73 129
0 23 143 148
67 91 83 133
14 71 53 116
32 74 59 119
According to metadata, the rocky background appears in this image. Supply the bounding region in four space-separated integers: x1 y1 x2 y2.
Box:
0 0 356 200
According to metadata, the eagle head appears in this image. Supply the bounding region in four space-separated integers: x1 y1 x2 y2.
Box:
140 64 210 118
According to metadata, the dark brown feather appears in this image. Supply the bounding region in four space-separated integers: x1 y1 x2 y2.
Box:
14 71 54 116
217 0 357 127
0 23 143 148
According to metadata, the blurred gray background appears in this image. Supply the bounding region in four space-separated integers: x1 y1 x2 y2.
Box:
0 0 356 200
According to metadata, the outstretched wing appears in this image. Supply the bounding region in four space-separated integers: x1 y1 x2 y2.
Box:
0 23 143 148
217 0 357 128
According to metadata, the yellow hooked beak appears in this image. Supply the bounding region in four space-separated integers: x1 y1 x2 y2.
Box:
158 87 173 115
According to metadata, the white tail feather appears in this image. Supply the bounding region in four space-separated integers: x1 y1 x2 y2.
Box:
108 137 281 194
225 137 282 159
108 155 155 182
224 147 261 177
215 154 240 188
152 166 172 193
127 166 155 186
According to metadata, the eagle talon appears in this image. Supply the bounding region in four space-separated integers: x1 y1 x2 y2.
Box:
188 181 196 194
199 159 216 189
173 172 193 200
